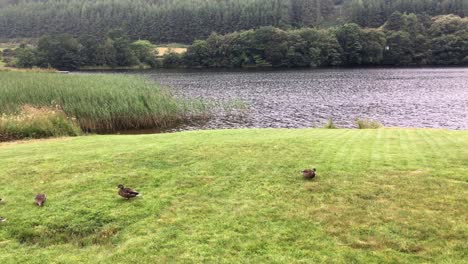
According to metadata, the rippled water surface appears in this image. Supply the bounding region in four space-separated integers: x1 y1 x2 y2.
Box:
139 68 468 130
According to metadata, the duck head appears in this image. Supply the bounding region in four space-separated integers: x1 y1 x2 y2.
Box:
118 184 124 189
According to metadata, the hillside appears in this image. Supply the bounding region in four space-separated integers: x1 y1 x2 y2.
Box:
0 0 465 43
0 129 467 262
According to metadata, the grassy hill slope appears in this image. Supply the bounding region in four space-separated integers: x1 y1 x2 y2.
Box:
0 129 467 263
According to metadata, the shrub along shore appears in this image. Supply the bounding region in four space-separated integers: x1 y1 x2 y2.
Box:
0 72 208 141
3 13 467 70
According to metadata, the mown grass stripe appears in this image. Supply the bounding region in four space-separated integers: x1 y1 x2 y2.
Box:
0 129 466 263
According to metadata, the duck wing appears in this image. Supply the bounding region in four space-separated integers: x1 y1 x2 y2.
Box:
123 188 139 195
35 194 46 202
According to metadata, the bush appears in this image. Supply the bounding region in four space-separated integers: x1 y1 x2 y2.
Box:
3 57 15 67
356 119 383 129
162 52 185 67
323 119 338 129
130 40 158 68
0 105 82 141
15 47 38 68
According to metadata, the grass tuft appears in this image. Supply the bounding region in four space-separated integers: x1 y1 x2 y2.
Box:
0 105 81 141
323 118 338 129
356 118 383 129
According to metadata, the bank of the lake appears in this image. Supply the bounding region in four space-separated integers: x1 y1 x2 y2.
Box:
0 129 466 263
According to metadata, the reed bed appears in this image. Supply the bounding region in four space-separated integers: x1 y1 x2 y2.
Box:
0 105 81 141
356 118 384 129
0 72 208 132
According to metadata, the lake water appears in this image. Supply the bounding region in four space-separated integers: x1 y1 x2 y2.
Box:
106 68 468 130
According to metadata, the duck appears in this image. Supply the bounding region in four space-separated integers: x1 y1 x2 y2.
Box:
302 168 316 180
35 193 47 207
118 184 139 199
0 217 6 223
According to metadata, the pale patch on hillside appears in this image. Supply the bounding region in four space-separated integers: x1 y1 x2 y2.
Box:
155 47 187 57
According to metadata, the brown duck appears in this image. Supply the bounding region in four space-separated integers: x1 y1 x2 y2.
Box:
118 184 139 199
302 168 316 180
35 193 47 207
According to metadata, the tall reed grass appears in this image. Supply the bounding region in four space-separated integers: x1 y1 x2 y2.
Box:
0 72 208 132
0 105 81 141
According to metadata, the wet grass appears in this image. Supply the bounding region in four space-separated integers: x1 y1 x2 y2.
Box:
0 129 466 263
0 72 208 132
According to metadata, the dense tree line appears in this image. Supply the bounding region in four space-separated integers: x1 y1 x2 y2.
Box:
347 0 467 27
13 30 157 70
0 0 465 43
7 13 467 69
164 14 468 67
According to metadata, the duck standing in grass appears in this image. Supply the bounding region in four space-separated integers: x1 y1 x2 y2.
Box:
35 193 47 207
118 184 139 199
302 168 317 180
1 198 7 222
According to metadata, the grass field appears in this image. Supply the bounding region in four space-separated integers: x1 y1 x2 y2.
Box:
0 72 207 133
0 129 466 263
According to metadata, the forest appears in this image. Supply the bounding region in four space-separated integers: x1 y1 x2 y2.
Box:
166 13 468 67
5 12 467 70
0 0 466 43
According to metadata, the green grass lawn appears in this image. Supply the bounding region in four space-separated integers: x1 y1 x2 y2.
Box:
0 129 466 263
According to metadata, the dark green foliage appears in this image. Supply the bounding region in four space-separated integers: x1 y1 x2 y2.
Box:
78 35 102 66
430 15 468 65
95 39 118 67
385 11 406 31
383 31 414 65
173 14 468 68
178 27 345 68
36 35 82 70
162 52 185 68
0 0 464 43
0 0 337 43
107 29 138 67
11 31 158 69
335 23 363 65
15 47 38 68
131 40 158 68
347 0 466 27
360 29 385 65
